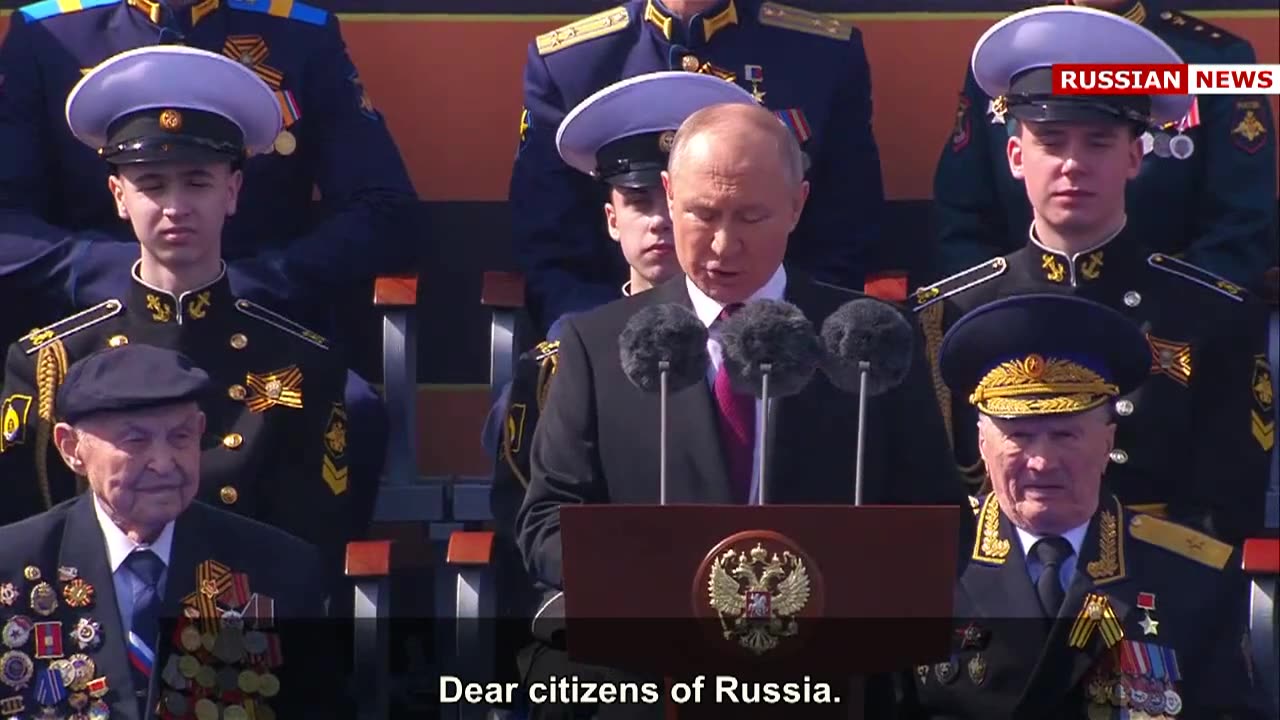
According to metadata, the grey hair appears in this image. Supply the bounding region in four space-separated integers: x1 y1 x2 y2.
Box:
667 103 804 188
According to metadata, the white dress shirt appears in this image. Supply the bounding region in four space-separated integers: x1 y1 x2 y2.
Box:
1015 521 1089 594
685 265 788 503
93 494 175 637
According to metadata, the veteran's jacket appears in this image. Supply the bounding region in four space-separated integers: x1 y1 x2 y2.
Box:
0 265 355 576
931 1 1277 288
0 495 333 720
901 493 1269 719
912 227 1272 544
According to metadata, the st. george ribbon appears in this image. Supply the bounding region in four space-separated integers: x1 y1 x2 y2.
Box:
819 298 915 505
619 303 710 504
717 300 823 504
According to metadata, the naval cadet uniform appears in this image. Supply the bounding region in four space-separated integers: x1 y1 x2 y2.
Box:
898 291 1271 719
930 0 1277 289
0 344 340 720
912 6 1273 545
0 0 418 326
509 0 891 333
0 47 364 584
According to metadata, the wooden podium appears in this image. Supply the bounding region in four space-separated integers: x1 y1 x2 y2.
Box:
558 504 962 719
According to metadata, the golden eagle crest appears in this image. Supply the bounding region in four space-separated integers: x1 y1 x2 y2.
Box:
707 542 811 655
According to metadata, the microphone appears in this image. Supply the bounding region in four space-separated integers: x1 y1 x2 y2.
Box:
718 299 823 504
619 303 710 504
819 298 916 505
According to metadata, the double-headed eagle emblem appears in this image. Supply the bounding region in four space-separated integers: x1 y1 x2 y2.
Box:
707 542 811 655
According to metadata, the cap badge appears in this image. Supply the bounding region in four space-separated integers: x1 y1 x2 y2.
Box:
657 131 676 153
159 109 184 132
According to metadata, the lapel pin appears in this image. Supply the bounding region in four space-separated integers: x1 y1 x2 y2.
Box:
72 618 102 651
966 653 988 687
63 578 95 609
32 621 63 659
22 567 40 583
0 583 17 607
57 567 79 582
934 658 959 684
2 616 33 649
29 583 58 617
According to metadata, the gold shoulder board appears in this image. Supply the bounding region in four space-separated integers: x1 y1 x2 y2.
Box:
911 257 1008 312
533 340 561 411
758 2 852 41
19 299 123 356
533 340 560 362
233 299 329 350
1157 10 1238 46
1128 514 1232 570
536 6 630 56
1147 253 1245 303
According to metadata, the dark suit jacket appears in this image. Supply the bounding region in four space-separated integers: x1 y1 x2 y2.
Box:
902 493 1271 719
0 495 335 720
517 269 972 589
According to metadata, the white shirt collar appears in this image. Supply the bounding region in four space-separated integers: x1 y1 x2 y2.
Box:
1014 520 1090 561
93 493 175 573
685 265 788 328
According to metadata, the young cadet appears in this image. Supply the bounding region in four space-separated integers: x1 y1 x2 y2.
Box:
0 46 363 583
910 6 1272 545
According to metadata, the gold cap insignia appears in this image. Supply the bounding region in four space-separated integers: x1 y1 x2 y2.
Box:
658 130 676 153
970 355 1119 417
159 109 183 132
694 531 823 655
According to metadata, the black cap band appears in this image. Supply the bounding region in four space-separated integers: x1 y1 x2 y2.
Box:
1005 67 1151 126
594 130 676 188
102 107 246 165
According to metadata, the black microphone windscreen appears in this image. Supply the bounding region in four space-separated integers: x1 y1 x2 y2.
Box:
820 298 915 396
619 303 710 393
718 299 822 398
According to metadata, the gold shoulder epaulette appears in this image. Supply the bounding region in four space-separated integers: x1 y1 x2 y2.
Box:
1148 253 1246 303
536 6 630 56
758 2 852 41
233 299 329 350
533 340 561 410
1156 10 1239 47
534 340 560 362
911 257 1008 312
19 299 122 356
1128 514 1233 570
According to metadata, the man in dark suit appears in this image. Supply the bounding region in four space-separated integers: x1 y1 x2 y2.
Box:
0 343 334 720
902 292 1271 719
516 100 970 719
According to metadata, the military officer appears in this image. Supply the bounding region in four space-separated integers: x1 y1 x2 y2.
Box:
901 292 1270 719
0 46 360 586
930 0 1276 289
911 5 1273 545
509 0 893 335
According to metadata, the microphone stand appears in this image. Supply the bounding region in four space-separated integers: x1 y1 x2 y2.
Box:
758 363 772 506
659 360 669 506
854 360 870 507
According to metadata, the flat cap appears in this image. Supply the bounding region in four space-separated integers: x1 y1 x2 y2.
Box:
56 344 212 423
939 294 1150 418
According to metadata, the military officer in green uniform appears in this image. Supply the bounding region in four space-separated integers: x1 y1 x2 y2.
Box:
931 0 1276 290
0 46 358 583
900 291 1270 719
911 5 1273 545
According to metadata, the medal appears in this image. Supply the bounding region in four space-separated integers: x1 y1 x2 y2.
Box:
67 654 94 691
49 660 75 688
238 670 260 694
72 618 102 651
163 690 189 716
162 655 188 690
1169 134 1194 160
85 676 108 699
180 625 202 652
57 567 78 582
257 671 280 698
178 654 201 679
196 663 217 689
0 583 19 607
273 130 296 156
62 579 94 609
30 582 58 616
914 665 928 685
0 695 24 715
2 616 33 649
24 567 41 582
243 631 268 656
1164 688 1182 715
1151 132 1172 158
217 666 239 693
1 650 34 690
1141 131 1154 155
88 698 110 720
194 698 220 720
934 659 958 684
966 653 987 686
33 621 63 659
69 691 89 710
224 705 250 720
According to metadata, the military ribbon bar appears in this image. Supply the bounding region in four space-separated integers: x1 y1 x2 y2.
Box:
220 572 251 608
275 90 302 128
244 593 276 630
1148 642 1167 680
1162 646 1182 681
1069 593 1125 649
773 109 812 143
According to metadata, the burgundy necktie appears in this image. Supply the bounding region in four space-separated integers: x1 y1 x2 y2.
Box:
712 304 755 503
